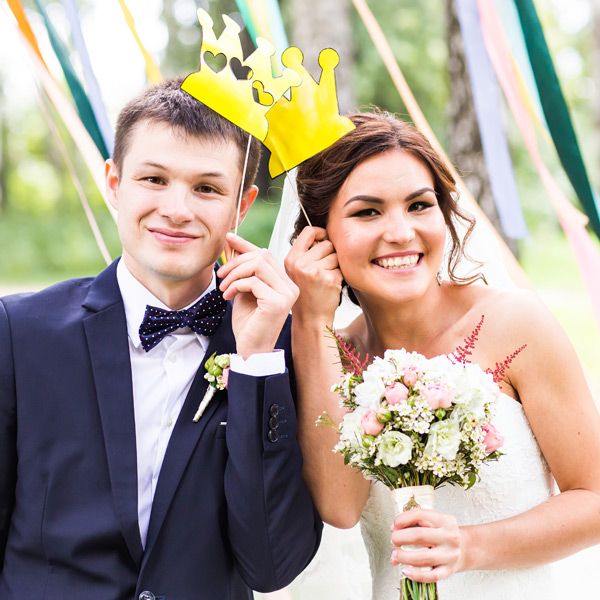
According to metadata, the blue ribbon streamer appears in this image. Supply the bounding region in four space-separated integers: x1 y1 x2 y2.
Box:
456 0 528 239
265 0 289 71
61 0 114 156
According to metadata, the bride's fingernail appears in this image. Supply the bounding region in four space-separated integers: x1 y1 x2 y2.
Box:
402 567 411 577
390 550 397 563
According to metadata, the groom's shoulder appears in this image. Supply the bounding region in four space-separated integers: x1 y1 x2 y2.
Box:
1 275 96 318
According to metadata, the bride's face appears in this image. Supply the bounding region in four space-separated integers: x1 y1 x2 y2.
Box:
326 149 447 306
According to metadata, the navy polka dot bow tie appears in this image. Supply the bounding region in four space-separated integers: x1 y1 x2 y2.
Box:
139 288 227 352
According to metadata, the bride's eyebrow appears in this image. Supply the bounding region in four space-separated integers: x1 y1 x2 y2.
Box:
342 195 383 207
404 187 436 202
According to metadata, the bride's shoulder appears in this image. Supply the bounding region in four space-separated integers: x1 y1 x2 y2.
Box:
462 284 566 350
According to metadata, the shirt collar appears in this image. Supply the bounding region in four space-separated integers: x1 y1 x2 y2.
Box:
116 258 217 349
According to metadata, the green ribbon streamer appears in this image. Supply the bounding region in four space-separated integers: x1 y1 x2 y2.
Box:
234 0 260 47
34 0 109 160
513 0 600 239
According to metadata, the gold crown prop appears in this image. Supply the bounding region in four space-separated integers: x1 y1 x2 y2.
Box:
181 10 301 141
181 9 354 178
262 47 355 178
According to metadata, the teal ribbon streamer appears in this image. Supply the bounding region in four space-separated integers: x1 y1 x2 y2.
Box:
234 0 288 72
33 0 109 160
61 0 114 156
493 0 548 133
456 0 528 239
513 0 600 239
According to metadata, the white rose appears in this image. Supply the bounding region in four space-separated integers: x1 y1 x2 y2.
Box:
339 410 366 447
424 420 461 461
377 431 414 467
354 371 386 410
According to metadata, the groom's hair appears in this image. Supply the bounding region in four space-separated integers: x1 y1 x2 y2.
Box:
112 76 261 192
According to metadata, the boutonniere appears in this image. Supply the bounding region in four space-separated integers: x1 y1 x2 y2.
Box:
193 352 231 422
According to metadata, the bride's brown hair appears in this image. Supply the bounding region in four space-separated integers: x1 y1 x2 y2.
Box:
292 111 484 299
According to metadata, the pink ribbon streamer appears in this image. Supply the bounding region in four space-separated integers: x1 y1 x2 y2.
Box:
477 0 600 331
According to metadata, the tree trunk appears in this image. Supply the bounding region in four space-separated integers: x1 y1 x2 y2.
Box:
446 0 517 254
288 0 356 114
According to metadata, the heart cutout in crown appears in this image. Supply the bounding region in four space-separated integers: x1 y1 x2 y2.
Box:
203 51 227 73
252 80 274 107
230 57 253 81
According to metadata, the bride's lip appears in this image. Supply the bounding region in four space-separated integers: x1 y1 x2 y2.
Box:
149 228 198 245
372 252 423 270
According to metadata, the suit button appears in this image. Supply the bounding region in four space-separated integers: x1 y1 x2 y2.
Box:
268 416 279 429
268 429 279 443
139 592 156 600
269 403 280 417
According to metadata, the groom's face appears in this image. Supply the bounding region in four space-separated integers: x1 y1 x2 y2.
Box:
106 119 256 297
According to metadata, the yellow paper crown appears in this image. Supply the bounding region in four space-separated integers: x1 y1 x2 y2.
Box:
181 9 355 178
262 47 355 178
181 9 301 141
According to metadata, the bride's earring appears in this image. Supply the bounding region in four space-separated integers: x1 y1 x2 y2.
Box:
436 270 443 286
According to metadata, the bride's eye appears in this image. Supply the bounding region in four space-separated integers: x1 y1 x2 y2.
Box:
351 207 379 218
408 200 434 212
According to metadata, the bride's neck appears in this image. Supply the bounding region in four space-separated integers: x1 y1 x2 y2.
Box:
356 285 460 358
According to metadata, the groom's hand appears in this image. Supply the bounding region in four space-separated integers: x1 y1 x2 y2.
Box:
217 232 298 358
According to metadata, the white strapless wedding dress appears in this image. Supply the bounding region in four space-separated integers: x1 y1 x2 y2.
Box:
291 394 600 600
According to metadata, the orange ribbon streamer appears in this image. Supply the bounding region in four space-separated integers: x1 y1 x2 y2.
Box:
6 0 47 68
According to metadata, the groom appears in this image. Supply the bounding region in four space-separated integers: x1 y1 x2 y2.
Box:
0 77 321 599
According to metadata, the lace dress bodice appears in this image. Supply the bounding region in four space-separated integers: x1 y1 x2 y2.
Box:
360 394 596 600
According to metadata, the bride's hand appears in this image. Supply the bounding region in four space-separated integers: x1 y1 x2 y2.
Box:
284 226 343 325
389 508 464 583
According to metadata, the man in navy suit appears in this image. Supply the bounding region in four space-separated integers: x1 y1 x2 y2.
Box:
0 77 321 599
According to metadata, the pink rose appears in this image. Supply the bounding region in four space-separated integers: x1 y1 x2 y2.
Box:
221 367 230 389
385 382 409 406
422 383 453 410
482 423 504 453
403 366 418 388
360 410 384 436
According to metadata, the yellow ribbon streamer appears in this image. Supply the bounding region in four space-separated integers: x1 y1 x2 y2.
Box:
510 54 552 144
116 0 162 84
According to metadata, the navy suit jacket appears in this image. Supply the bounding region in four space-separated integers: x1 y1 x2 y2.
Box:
0 260 322 599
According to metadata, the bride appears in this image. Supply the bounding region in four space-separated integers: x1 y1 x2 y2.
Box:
280 111 600 599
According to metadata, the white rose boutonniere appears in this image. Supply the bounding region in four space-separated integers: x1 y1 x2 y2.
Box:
193 352 230 422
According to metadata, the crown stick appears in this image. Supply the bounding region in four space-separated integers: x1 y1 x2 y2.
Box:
230 134 253 259
284 170 312 227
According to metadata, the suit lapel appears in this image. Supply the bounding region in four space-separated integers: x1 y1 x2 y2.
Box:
142 304 235 560
82 261 144 567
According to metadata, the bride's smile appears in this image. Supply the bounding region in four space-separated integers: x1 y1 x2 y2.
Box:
326 149 447 306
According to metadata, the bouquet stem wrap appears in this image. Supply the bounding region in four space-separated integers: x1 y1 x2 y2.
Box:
392 485 438 600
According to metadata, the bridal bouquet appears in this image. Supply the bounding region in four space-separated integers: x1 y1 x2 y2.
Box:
322 318 523 600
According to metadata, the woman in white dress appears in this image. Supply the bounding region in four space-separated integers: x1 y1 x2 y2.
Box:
283 111 600 599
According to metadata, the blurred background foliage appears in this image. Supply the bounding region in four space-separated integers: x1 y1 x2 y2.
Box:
0 0 598 384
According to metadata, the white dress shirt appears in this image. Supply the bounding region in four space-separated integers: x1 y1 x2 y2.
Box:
116 259 285 547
